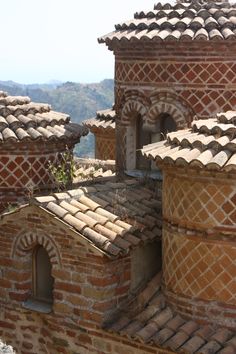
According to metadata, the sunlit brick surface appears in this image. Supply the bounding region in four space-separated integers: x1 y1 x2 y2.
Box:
163 229 236 306
0 154 56 188
162 170 236 325
163 174 236 229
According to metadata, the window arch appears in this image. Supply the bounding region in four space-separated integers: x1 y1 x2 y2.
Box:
33 246 54 303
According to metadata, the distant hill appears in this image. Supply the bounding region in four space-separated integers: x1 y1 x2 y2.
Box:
0 79 114 157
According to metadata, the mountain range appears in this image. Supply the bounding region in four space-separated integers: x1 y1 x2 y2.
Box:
0 79 114 157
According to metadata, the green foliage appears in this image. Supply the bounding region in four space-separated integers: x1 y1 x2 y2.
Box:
48 149 76 190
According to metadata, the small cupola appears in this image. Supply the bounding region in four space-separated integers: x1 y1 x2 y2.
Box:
0 91 87 211
83 108 116 161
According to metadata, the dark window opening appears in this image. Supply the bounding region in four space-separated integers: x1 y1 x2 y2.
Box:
33 246 54 304
136 114 151 170
159 113 177 140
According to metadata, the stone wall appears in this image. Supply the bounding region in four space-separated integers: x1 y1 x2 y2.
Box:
161 167 236 328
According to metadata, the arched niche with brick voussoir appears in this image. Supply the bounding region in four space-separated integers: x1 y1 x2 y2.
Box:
119 90 193 172
147 91 194 128
11 230 61 312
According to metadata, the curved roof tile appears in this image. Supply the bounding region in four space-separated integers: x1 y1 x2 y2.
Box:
142 110 236 172
0 91 88 143
107 273 236 353
83 108 116 130
31 179 162 257
99 1 236 45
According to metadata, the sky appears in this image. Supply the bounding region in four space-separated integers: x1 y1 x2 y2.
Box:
0 0 157 84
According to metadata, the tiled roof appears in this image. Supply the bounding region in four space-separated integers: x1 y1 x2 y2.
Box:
83 108 116 130
33 179 162 257
107 273 236 354
73 158 115 183
99 1 236 45
0 91 87 143
142 111 236 172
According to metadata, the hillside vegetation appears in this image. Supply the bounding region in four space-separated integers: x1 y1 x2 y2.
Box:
0 79 114 157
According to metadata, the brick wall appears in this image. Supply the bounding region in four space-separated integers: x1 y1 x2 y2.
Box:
0 141 73 212
0 205 164 353
94 130 116 161
161 168 236 328
113 41 236 172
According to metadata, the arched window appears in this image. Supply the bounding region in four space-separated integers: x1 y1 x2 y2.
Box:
33 246 54 303
159 113 177 139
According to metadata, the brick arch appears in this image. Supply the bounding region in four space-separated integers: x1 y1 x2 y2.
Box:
120 90 150 126
148 91 194 128
12 230 61 267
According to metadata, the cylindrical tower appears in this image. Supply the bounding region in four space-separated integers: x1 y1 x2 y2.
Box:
143 110 236 329
0 91 87 211
99 0 236 173
83 108 116 161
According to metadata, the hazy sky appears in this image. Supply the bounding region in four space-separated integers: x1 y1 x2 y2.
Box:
1 0 156 84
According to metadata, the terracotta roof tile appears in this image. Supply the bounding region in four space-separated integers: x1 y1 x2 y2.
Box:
142 111 236 172
181 336 206 353
32 179 162 257
106 273 236 353
197 340 222 354
0 92 87 143
73 158 115 183
83 108 116 131
99 1 236 46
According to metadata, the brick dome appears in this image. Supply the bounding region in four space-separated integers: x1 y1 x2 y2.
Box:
0 91 87 211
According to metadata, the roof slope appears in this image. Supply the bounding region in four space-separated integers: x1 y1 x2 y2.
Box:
83 108 116 131
0 91 87 143
142 111 236 172
99 1 236 45
33 179 162 257
107 273 236 354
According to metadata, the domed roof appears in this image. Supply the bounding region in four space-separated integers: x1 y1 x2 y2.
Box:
83 108 116 131
99 0 236 45
0 91 87 143
142 111 236 172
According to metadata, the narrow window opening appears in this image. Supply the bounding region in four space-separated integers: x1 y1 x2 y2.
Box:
33 246 54 304
136 114 151 170
159 113 177 139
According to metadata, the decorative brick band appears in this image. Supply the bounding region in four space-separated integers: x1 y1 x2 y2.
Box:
163 227 236 312
163 171 236 230
164 288 236 330
12 231 61 267
115 61 236 87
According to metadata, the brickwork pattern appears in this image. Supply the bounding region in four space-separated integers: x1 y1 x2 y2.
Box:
96 135 115 160
163 173 236 229
0 141 73 211
0 206 138 353
0 154 56 188
116 61 236 86
163 228 236 307
115 60 236 119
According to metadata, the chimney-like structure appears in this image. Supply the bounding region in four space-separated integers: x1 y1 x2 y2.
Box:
83 108 116 161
